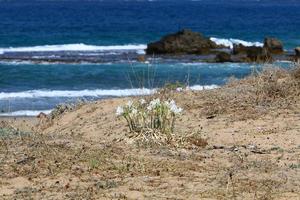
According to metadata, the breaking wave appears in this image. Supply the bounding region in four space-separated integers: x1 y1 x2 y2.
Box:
0 110 52 117
0 84 218 100
0 44 147 54
210 37 263 49
0 88 156 99
0 85 219 116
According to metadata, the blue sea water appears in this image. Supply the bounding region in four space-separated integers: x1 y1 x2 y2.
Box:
0 0 299 115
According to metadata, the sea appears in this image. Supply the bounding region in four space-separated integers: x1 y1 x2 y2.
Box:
0 0 299 116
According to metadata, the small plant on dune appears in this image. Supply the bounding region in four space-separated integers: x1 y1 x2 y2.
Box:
116 98 183 142
164 81 186 91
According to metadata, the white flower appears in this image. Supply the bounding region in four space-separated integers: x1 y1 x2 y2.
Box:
176 87 183 92
147 105 152 111
131 108 138 115
164 101 169 107
147 98 160 110
126 100 133 107
171 106 183 114
164 100 173 108
165 100 183 114
169 100 176 106
139 99 146 105
116 106 124 116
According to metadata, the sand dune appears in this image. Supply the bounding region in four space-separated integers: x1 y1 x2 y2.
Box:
1 67 300 199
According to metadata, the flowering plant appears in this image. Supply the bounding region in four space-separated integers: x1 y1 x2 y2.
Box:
116 98 182 135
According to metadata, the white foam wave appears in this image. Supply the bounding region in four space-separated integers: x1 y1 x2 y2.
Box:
0 85 219 100
0 44 147 54
0 60 38 65
0 60 115 66
210 37 263 49
0 88 156 99
0 85 219 116
0 110 52 117
276 60 293 64
136 49 146 55
180 62 206 66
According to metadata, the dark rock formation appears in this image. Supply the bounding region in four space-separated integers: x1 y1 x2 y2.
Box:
146 29 221 55
215 52 231 62
246 47 272 62
295 47 300 57
264 38 284 54
295 47 300 62
233 44 260 55
233 44 272 63
144 30 290 63
137 55 146 62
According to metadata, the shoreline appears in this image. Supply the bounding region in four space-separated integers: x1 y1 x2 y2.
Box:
0 50 297 65
0 85 220 117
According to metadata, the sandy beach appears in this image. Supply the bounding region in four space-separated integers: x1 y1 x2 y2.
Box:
1 67 300 199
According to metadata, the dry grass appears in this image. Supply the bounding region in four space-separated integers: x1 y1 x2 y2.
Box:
1 123 298 199
1 65 300 199
0 125 210 199
173 64 300 120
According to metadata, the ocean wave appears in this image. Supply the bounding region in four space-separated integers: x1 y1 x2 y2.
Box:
180 62 206 66
0 85 219 116
210 37 263 49
275 60 293 64
0 60 115 65
0 60 39 65
0 44 147 54
0 110 52 117
0 85 218 100
0 88 156 99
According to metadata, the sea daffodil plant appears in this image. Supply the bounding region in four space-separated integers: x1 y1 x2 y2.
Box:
116 98 182 135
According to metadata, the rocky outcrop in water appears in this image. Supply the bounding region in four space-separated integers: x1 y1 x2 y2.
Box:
146 30 295 63
295 47 300 57
245 47 272 62
231 37 282 62
232 44 272 63
0 31 294 64
146 29 223 55
264 37 284 54
232 44 260 55
215 52 231 62
295 47 300 61
137 55 146 62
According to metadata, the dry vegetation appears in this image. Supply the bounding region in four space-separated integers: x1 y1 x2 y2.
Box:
1 65 300 199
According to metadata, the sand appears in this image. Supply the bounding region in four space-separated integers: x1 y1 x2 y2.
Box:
1 69 300 199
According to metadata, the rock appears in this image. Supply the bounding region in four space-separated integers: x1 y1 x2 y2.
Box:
233 44 272 62
146 29 221 55
246 47 272 62
215 52 231 62
295 47 300 57
137 55 146 62
233 44 259 55
295 47 300 62
264 37 284 54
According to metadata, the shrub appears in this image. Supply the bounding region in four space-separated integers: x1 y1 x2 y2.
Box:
164 81 186 91
116 98 183 137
